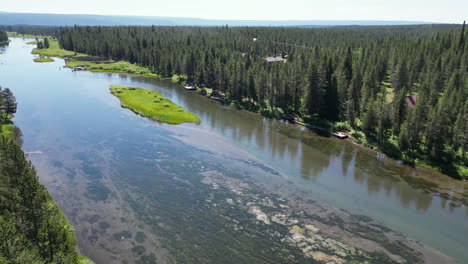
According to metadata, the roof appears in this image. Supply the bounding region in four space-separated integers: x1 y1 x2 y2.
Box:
265 56 286 62
405 94 418 108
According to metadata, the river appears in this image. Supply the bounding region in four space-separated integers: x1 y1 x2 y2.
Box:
1 38 467 263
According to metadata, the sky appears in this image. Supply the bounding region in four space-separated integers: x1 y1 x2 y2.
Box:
1 0 467 23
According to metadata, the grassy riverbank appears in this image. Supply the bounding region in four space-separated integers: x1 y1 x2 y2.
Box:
110 85 201 125
67 57 156 76
31 38 157 76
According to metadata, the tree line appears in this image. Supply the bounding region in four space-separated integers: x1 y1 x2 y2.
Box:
36 37 50 49
0 87 88 263
0 87 17 122
53 24 466 178
0 30 8 43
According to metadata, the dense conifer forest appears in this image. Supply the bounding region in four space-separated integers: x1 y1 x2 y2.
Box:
3 24 466 178
56 24 467 178
0 88 90 263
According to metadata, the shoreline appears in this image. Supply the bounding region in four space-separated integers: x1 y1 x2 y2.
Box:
22 36 465 183
8 36 465 263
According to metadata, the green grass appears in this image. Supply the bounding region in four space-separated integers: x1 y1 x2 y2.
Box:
34 57 54 62
110 85 201 125
26 41 38 45
172 74 187 85
32 39 77 57
77 256 95 264
66 58 155 76
7 32 47 39
30 38 157 76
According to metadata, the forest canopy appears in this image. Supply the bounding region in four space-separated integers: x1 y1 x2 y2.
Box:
56 24 467 178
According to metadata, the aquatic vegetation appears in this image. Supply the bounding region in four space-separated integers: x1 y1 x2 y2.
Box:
135 231 146 243
110 85 201 125
0 137 94 264
132 245 146 256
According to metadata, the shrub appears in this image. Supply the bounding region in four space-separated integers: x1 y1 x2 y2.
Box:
333 121 352 132
351 130 366 144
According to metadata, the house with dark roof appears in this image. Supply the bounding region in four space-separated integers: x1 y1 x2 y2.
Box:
405 94 418 108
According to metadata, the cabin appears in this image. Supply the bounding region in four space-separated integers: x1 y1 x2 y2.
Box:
405 94 418 108
265 56 286 63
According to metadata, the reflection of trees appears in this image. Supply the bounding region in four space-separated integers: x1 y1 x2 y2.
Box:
139 77 439 214
341 144 354 176
353 148 433 212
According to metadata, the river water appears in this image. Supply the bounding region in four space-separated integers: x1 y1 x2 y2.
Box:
1 38 467 263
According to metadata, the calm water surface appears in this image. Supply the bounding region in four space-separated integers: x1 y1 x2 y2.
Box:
1 38 467 262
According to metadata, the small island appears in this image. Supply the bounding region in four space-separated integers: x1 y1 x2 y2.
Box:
110 85 201 125
34 57 55 62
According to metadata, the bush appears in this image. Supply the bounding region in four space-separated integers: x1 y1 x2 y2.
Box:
351 130 366 144
333 121 352 132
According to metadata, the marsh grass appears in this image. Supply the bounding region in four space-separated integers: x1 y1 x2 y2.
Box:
110 85 201 125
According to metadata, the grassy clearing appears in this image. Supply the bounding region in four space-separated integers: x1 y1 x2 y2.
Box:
32 39 77 57
34 57 54 62
110 85 201 125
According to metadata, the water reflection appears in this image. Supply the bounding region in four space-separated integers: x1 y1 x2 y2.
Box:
127 76 466 215
2 38 468 263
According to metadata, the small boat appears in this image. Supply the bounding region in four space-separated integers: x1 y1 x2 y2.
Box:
332 132 349 139
210 96 221 100
184 85 196 90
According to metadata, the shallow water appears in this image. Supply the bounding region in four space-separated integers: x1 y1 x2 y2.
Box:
1 38 467 263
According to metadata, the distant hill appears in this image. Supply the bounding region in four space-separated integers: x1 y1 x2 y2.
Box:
0 11 438 27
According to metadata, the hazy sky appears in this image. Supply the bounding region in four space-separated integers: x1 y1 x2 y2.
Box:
1 0 467 23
